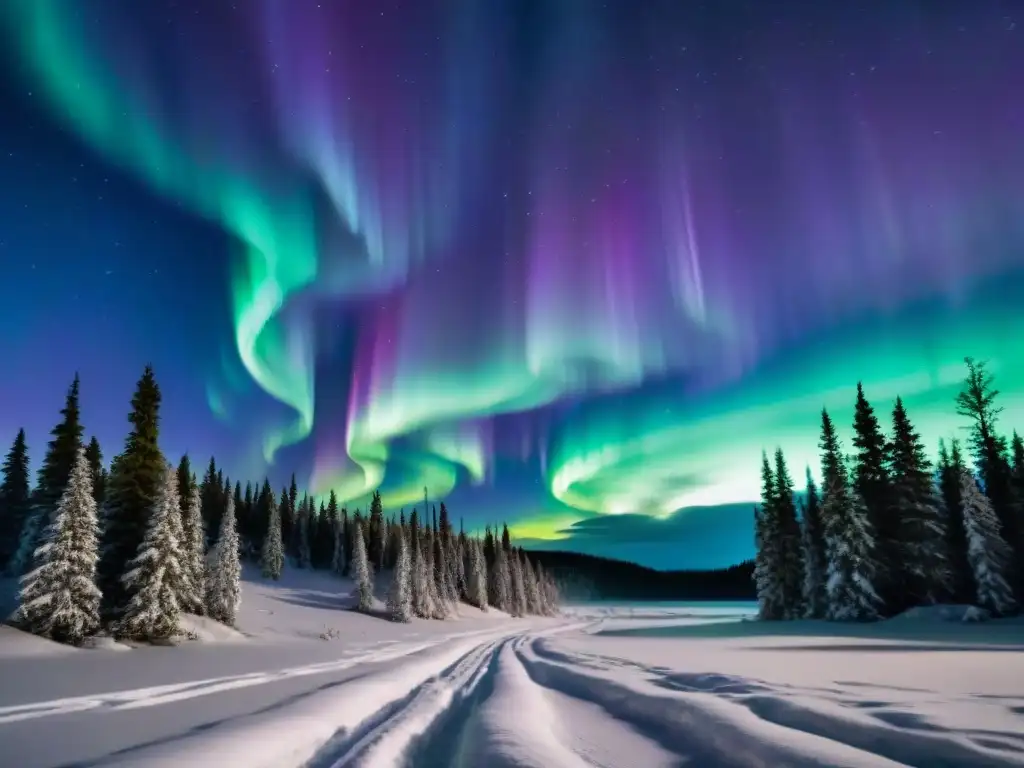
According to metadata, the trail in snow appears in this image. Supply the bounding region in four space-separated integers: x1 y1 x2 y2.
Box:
0 628 504 726
298 631 1024 768
4 605 1022 768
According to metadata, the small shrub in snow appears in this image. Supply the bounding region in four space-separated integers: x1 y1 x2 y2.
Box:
319 626 342 641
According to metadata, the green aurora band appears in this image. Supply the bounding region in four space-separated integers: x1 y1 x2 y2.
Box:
9 1 1024 546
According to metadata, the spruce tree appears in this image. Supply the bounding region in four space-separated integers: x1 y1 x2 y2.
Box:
956 358 1021 596
753 452 784 619
176 455 192 513
959 469 1017 615
297 497 312 568
387 530 412 622
85 437 106 507
261 491 284 580
114 463 185 641
509 549 527 617
98 366 165 617
938 439 973 602
774 449 805 619
522 554 542 614
332 512 347 576
412 535 435 618
468 537 488 610
888 397 948 607
12 377 85 576
424 531 447 618
820 408 881 621
283 473 297 555
13 445 101 644
851 383 897 613
316 498 334 568
800 468 827 618
0 428 31 570
181 482 206 614
368 490 385 570
348 521 373 612
490 542 511 612
199 458 221 548
242 482 255 552
206 495 242 625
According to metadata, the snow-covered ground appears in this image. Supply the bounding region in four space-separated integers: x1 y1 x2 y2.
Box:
1 572 1023 767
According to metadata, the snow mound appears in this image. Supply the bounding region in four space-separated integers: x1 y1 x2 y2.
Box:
179 613 248 643
81 635 131 651
890 604 992 623
0 624 79 657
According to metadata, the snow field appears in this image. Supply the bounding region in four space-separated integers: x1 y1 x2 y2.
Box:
97 626 570 768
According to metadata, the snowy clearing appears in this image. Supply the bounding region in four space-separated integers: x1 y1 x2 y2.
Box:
1 583 1023 766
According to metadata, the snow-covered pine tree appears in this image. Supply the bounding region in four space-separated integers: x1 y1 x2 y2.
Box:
114 463 186 641
387 530 412 622
540 566 560 613
180 483 206 614
959 468 1017 615
522 554 542 614
412 535 435 619
774 449 805 619
434 532 458 607
452 530 467 600
801 469 827 618
819 409 881 622
205 494 242 625
261 491 284 580
888 396 948 607
754 452 784 619
351 521 374 613
956 358 1021 597
12 445 101 644
490 543 511 612
535 563 553 615
467 537 488 610
512 549 529 616
424 535 446 618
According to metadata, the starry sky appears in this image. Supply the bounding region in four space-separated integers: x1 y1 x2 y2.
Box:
2 0 1024 570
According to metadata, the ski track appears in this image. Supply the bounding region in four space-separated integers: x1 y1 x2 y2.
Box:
305 632 1024 768
5 620 1023 767
0 628 504 726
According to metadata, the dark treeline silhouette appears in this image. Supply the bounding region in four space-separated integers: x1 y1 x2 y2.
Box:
526 550 755 601
0 366 560 646
755 357 1022 623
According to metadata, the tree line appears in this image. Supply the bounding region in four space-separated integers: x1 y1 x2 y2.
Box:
755 357 1023 622
0 367 559 646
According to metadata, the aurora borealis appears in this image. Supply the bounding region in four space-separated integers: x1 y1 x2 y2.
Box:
2 1 1024 569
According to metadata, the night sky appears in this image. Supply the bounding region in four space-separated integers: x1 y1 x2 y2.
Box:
2 1 1023 570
